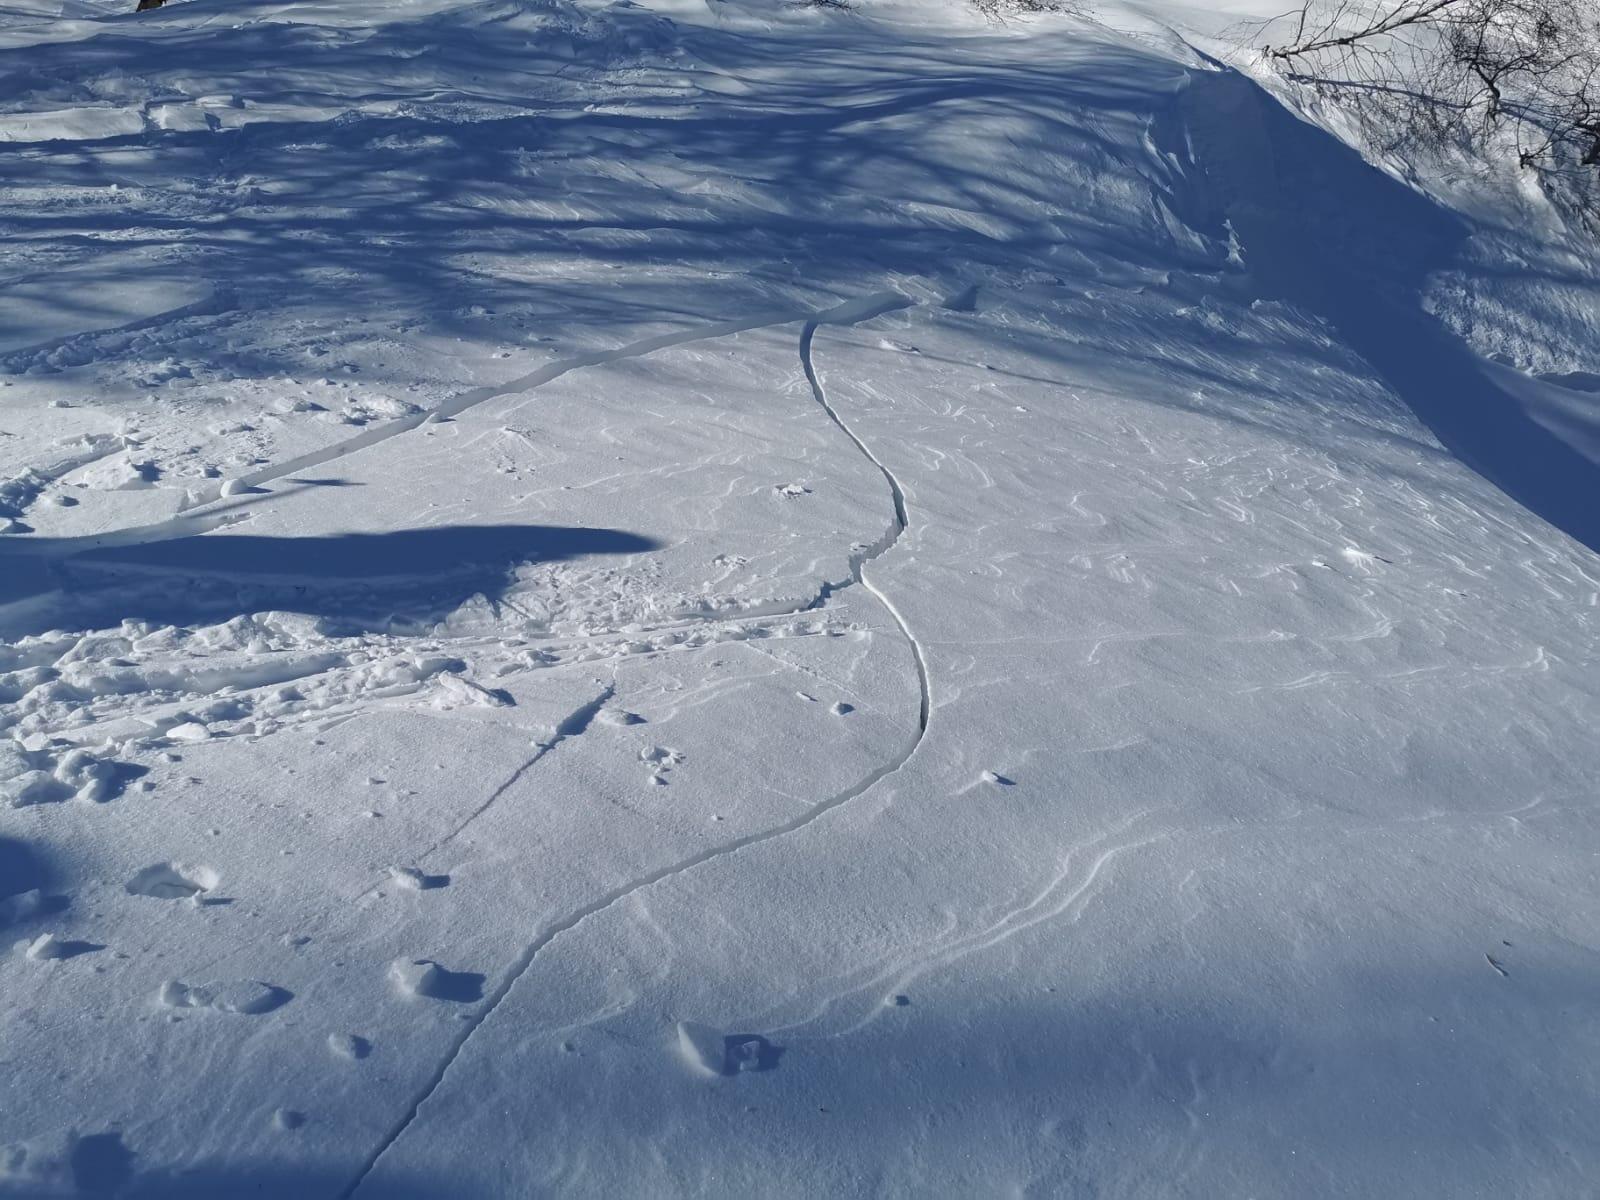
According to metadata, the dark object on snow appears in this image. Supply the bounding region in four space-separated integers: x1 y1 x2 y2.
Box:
136 0 166 10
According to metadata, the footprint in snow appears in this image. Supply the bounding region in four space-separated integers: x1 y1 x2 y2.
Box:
676 1022 782 1076
328 1033 371 1060
125 862 219 901
386 866 449 892
388 958 484 1002
158 979 291 1015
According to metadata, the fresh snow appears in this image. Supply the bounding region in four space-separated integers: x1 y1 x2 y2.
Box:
2 0 1598 1195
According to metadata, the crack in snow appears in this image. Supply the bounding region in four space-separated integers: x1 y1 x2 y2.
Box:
341 292 932 1199
179 297 898 514
350 680 618 907
423 678 616 855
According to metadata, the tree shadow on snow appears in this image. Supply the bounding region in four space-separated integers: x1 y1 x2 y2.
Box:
0 523 659 636
2 10 1591 565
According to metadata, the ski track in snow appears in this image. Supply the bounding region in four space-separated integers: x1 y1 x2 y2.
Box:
340 297 934 1200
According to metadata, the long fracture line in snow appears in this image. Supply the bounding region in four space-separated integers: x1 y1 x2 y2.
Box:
798 312 931 730
177 295 896 514
347 681 618 907
340 293 931 1199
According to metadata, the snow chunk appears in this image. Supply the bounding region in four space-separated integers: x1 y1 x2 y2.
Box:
389 958 446 999
23 933 67 961
434 672 512 708
2 744 119 807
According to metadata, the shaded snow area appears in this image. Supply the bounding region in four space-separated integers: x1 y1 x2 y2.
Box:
2 0 1599 1194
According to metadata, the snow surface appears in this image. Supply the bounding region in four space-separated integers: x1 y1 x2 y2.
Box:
2 0 1598 1195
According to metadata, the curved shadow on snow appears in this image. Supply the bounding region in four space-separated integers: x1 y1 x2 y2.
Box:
0 837 52 904
1178 69 1600 555
0 523 659 635
1 1128 482 1199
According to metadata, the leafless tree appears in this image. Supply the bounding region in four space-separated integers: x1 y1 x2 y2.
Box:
1263 0 1600 175
970 0 1084 19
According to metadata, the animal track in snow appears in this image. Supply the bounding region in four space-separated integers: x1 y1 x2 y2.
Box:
639 744 684 785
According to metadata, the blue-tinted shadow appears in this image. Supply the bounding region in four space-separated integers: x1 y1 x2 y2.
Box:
0 523 659 635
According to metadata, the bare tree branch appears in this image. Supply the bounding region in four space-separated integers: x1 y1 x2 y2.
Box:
1263 0 1600 185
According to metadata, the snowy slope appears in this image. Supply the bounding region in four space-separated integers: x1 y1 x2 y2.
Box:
2 0 1598 1196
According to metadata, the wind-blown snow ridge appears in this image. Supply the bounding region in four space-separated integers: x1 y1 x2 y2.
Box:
342 293 930 1200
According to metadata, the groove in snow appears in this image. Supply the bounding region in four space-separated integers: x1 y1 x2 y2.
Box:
341 292 931 1199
